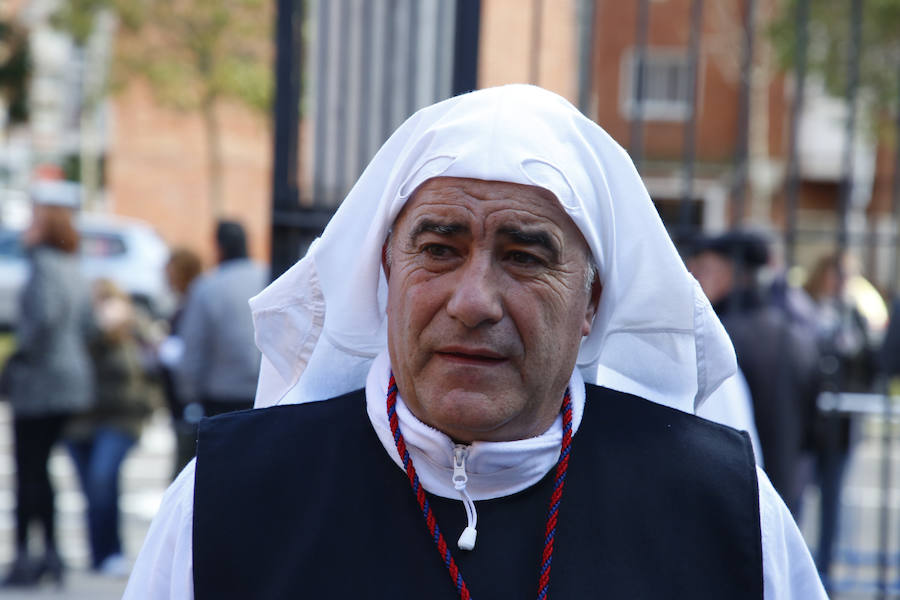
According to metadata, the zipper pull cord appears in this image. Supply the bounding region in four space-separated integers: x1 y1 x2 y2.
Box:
453 444 478 551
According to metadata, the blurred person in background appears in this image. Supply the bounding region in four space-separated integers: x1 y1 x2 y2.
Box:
687 230 821 515
803 252 878 584
157 247 204 478
175 221 266 420
64 278 153 578
880 295 900 380
0 181 94 587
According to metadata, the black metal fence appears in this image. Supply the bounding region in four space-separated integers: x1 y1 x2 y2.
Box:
270 0 479 279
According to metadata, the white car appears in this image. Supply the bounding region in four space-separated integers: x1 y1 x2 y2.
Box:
0 228 28 330
78 214 175 317
0 215 175 329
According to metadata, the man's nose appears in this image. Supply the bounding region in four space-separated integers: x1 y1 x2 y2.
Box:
446 256 504 328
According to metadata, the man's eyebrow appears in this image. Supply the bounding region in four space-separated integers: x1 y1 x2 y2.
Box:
408 219 468 242
498 227 560 258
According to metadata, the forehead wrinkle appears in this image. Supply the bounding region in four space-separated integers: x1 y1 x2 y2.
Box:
400 178 584 256
391 194 475 241
407 219 469 244
483 206 572 256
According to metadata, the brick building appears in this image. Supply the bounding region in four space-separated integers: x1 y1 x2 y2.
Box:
106 83 273 266
104 0 580 268
6 0 896 283
586 0 893 283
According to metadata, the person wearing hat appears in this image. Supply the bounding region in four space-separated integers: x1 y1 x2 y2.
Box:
688 229 821 516
125 86 825 599
2 181 94 587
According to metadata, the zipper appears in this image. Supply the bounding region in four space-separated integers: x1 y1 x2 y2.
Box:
452 444 478 550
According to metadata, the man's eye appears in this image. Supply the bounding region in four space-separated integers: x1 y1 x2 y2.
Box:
423 244 454 258
508 251 542 265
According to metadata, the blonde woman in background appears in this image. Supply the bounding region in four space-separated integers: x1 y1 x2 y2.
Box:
65 278 153 577
803 253 879 586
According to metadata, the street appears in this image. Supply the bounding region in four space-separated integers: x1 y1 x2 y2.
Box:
0 404 172 599
796 416 900 599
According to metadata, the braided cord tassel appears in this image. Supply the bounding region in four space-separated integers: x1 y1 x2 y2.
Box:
387 375 472 600
537 390 573 600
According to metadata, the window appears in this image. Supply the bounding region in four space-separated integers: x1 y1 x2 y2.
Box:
621 50 696 121
80 233 127 258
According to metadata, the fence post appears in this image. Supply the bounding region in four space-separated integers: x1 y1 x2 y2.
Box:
576 0 597 117
452 0 481 96
837 0 863 256
876 52 900 600
678 0 704 240
628 0 650 171
270 0 304 281
783 0 808 270
731 0 756 226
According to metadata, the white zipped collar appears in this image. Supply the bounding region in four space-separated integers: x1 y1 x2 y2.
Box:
365 351 586 549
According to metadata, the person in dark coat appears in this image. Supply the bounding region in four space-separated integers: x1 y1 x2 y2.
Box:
2 183 94 587
688 230 821 514
174 221 266 418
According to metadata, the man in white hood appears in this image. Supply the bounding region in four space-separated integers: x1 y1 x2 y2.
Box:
124 85 825 599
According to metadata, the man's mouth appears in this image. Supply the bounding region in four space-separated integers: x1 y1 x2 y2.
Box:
434 347 508 365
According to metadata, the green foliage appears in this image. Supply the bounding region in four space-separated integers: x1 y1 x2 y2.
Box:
0 21 31 124
62 153 107 185
0 332 14 366
51 0 111 45
771 0 900 120
53 0 273 115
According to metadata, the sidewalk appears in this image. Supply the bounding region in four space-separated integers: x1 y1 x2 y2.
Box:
0 406 174 599
0 569 127 599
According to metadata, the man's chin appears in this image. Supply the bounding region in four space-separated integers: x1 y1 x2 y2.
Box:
412 387 528 442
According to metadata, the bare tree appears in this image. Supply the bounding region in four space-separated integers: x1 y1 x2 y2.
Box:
54 0 273 217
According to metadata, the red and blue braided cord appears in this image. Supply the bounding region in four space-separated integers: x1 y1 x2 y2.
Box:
537 393 572 600
387 375 471 599
387 373 573 600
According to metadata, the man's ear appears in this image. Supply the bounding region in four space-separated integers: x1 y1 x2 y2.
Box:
581 274 602 337
381 238 391 281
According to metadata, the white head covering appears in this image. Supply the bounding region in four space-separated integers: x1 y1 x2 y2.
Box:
250 84 735 414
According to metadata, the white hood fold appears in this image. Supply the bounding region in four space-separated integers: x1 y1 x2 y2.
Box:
250 84 735 413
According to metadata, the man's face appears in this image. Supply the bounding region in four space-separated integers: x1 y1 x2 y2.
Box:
687 251 734 305
383 177 600 443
